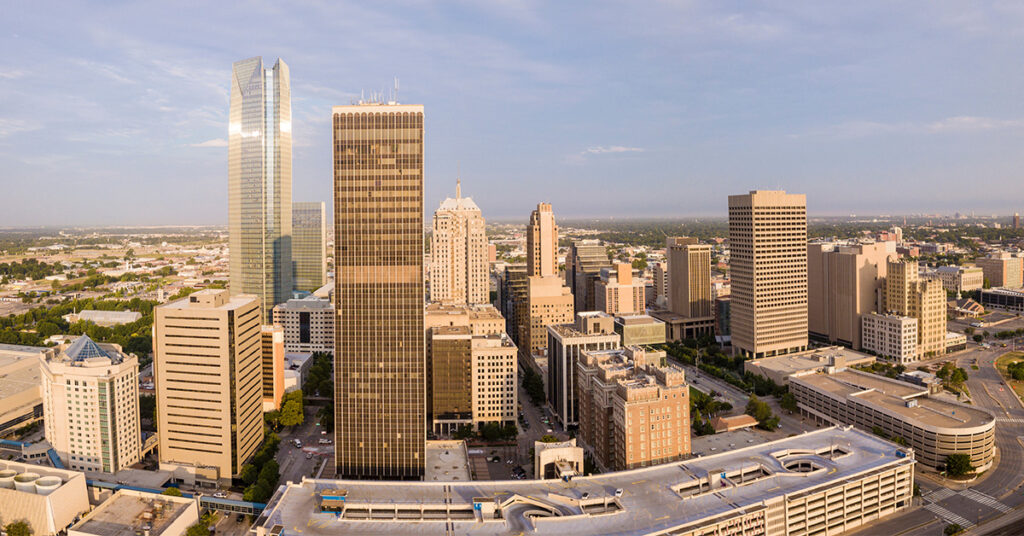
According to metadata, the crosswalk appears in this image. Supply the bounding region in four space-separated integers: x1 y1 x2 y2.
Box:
924 503 975 528
996 417 1024 424
925 488 956 501
961 489 1013 513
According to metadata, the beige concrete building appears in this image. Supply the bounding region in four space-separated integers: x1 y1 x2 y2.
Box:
807 240 894 349
154 289 264 485
975 252 1023 288
292 201 327 293
262 324 285 411
0 460 90 536
41 336 141 473
533 438 584 480
651 261 668 308
523 275 574 362
272 296 335 355
0 343 45 437
547 312 620 428
594 263 645 315
651 237 715 341
430 179 488 306
527 202 558 277
69 489 199 536
576 346 689 471
885 260 946 359
862 313 918 364
566 240 612 313
333 103 426 480
613 314 666 346
728 190 808 358
790 368 995 471
933 265 984 293
744 346 875 386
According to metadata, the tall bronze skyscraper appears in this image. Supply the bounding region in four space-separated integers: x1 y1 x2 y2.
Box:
292 201 327 293
333 103 425 480
229 57 292 322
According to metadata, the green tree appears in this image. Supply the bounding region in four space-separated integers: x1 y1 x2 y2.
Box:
973 334 984 343
540 434 559 443
779 392 798 413
239 464 259 486
944 523 964 536
161 487 183 497
280 399 304 427
945 453 974 477
5 520 33 536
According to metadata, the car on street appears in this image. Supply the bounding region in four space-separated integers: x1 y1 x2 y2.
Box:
213 492 227 498
305 452 313 459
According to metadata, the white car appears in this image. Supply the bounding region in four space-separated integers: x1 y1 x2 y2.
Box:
213 492 227 498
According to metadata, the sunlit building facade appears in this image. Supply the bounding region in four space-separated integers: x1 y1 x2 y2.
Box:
292 201 327 293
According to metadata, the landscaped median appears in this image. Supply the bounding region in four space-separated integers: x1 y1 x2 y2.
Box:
994 352 1024 404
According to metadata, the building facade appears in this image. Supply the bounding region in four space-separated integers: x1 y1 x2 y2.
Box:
547 312 620 428
807 241 893 349
975 252 1023 288
932 265 984 294
861 313 918 364
333 103 425 480
430 180 488 306
728 190 808 358
566 240 612 313
41 336 141 473
523 275 574 362
292 201 327 293
527 203 558 278
666 237 712 319
261 324 285 411
154 289 264 484
594 263 645 315
229 57 292 322
885 260 946 359
981 287 1024 313
272 296 335 354
0 344 45 437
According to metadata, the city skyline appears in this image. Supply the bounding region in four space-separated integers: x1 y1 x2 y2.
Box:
3 2 1024 226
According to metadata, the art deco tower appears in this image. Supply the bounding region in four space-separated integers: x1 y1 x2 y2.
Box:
333 102 425 480
527 203 558 277
229 57 292 322
430 179 488 305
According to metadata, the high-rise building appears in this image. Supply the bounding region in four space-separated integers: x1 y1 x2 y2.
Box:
1014 213 1020 230
333 103 425 480
523 275 575 362
884 260 946 359
807 241 893 349
229 57 293 322
527 203 558 277
728 190 808 358
576 346 689 471
272 296 335 355
40 336 141 473
651 261 668 308
652 237 715 341
976 252 1024 288
565 240 612 313
861 313 918 364
430 179 488 305
261 324 285 411
154 289 264 485
594 263 645 315
292 201 327 293
547 312 620 428
497 264 528 346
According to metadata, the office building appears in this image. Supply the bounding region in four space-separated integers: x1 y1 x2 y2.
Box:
976 252 1024 288
884 260 946 359
0 344 45 437
714 296 731 338
293 201 327 293
41 336 141 473
262 324 285 411
744 346 876 386
527 203 558 277
651 237 715 341
523 275 574 363
272 296 335 354
430 179 488 305
547 312 620 428
69 489 199 536
790 368 995 471
981 287 1024 313
861 313 918 364
0 460 89 536
229 57 293 322
594 263 645 315
613 314 666 347
1014 213 1020 230
566 240 612 313
254 427 914 536
651 261 668 308
729 190 808 358
497 264 528 347
154 289 264 485
931 265 984 294
807 241 893 349
576 346 688 471
333 102 425 480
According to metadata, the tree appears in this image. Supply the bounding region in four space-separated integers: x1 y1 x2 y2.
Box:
239 463 259 486
779 392 798 413
280 399 303 427
973 334 984 343
5 521 33 536
453 424 475 440
945 453 974 477
745 395 779 431
264 409 281 431
944 523 964 536
540 434 559 443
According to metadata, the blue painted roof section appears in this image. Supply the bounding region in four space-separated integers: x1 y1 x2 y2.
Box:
47 448 64 469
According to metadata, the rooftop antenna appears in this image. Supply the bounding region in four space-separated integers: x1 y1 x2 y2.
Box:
394 77 400 103
456 162 461 199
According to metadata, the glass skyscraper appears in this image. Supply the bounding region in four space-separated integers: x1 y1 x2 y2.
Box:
292 201 326 293
333 103 425 480
229 57 292 322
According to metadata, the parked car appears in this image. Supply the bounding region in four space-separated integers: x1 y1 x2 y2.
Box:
213 491 227 498
614 488 623 497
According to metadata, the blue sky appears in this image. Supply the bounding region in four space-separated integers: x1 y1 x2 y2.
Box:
1 1 1023 226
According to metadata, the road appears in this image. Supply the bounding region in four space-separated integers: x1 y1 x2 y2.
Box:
276 405 331 485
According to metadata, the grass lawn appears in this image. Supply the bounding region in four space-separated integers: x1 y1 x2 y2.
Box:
995 352 1024 402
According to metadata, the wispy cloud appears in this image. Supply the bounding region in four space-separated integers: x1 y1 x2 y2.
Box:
794 116 1024 139
190 138 227 148
583 146 645 155
0 70 28 80
0 119 39 138
926 116 1024 132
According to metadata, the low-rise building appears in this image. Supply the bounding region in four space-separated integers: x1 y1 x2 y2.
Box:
948 297 984 318
710 414 759 433
547 312 620 428
534 438 583 480
613 314 666 346
981 287 1024 313
0 460 90 536
976 252 1024 288
272 297 335 355
946 331 968 353
593 263 645 315
0 343 45 436
861 313 918 364
62 310 142 327
576 346 689 471
253 426 915 536
744 346 875 386
932 265 984 293
69 489 199 536
790 368 995 471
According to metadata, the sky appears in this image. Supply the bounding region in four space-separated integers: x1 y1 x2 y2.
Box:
1 1 1023 226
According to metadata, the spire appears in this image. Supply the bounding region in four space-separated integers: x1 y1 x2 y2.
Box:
456 177 461 200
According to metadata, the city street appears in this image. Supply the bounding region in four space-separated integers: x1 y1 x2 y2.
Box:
275 405 331 485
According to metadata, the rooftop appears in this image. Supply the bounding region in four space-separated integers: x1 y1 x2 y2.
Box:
425 441 471 482
747 346 875 377
62 335 113 362
275 297 333 311
255 426 912 536
71 490 195 536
